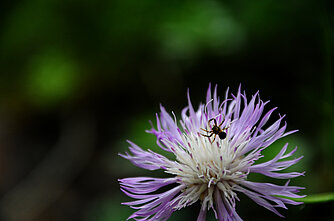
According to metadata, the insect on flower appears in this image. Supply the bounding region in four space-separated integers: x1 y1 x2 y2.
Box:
119 84 305 221
200 118 228 143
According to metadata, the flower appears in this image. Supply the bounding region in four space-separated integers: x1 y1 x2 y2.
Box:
119 84 305 221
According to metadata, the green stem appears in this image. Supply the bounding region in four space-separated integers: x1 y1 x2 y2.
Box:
278 193 334 204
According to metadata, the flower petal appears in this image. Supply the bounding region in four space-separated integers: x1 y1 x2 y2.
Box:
249 144 305 178
119 141 172 170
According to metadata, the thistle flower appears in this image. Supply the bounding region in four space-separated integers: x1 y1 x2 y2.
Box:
119 85 305 221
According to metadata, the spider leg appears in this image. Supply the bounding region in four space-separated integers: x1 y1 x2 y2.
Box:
200 132 213 138
200 128 211 133
208 118 218 127
218 114 225 127
210 134 217 144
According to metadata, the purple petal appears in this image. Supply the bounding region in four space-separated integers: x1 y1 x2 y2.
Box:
119 177 177 195
196 203 207 221
124 184 185 221
235 180 305 217
119 141 172 170
214 187 243 221
234 185 284 217
249 144 304 178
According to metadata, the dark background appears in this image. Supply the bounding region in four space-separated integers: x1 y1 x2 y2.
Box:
0 0 333 220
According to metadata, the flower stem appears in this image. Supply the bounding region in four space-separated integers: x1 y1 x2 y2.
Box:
298 193 334 203
278 192 334 204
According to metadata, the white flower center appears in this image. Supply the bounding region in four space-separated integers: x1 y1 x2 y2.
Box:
165 130 250 210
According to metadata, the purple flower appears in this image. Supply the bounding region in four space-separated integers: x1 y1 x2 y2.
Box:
119 85 305 221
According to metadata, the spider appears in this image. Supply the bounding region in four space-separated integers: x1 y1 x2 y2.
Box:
200 118 228 143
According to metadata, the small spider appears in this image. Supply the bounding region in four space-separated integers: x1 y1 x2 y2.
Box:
200 118 228 143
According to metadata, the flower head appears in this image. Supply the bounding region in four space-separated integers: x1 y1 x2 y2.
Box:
119 85 305 221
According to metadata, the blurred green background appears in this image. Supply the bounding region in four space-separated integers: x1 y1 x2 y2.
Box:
0 0 333 220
